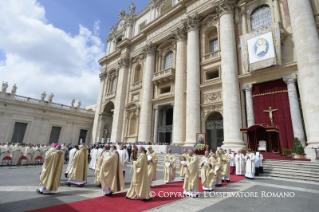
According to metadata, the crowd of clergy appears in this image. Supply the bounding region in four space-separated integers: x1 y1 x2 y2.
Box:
1 141 263 199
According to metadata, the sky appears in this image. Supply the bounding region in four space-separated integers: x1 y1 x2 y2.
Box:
0 0 149 107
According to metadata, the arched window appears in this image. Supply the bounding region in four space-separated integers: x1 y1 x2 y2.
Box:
164 51 174 69
111 77 117 92
134 65 141 83
129 114 137 135
251 5 272 31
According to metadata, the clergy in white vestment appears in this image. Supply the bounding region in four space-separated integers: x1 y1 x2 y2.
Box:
228 149 235 174
235 150 245 176
255 152 264 173
24 144 33 164
118 144 129 179
146 146 158 186
89 145 98 170
11 143 22 165
179 148 188 180
164 148 176 183
100 145 125 195
183 149 199 198
65 145 78 178
32 145 42 164
0 143 9 165
218 148 231 182
61 143 67 155
245 150 256 179
94 145 110 186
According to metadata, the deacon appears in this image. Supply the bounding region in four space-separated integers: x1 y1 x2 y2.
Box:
95 145 110 187
245 150 256 179
37 145 64 195
164 148 176 183
66 144 88 187
183 149 199 198
118 144 129 178
235 150 245 176
179 148 188 180
126 146 152 200
228 149 235 174
100 145 125 196
65 145 78 178
146 146 158 186
218 148 231 182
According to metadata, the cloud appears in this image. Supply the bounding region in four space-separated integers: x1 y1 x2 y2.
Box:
0 0 105 107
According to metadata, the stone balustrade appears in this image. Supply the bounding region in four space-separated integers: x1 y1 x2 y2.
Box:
152 68 175 85
0 93 94 115
201 50 221 62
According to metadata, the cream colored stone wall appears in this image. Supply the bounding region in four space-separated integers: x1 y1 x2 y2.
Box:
93 0 319 158
0 93 94 145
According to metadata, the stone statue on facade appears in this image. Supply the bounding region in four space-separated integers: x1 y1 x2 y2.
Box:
118 9 126 19
104 125 109 139
41 91 46 101
71 98 75 107
77 100 81 109
11 84 17 95
1 82 8 93
48 93 54 103
129 3 136 15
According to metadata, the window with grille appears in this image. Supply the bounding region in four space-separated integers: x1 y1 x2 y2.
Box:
210 39 219 52
251 5 272 31
11 122 27 143
111 77 117 92
164 51 174 69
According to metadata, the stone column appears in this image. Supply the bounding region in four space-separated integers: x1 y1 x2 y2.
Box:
287 0 319 160
182 13 201 146
153 106 159 143
110 57 130 143
138 43 156 142
213 1 245 150
242 84 255 127
283 75 306 146
171 27 187 145
241 7 247 35
273 0 281 23
92 72 107 143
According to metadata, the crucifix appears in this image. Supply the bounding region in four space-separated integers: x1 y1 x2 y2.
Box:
264 106 278 126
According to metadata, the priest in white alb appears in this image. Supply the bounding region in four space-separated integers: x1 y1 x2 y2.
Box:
179 148 188 180
95 145 110 187
89 145 98 170
245 150 256 179
100 145 125 196
235 150 245 176
228 149 235 174
164 148 176 183
146 146 158 186
11 143 22 165
183 149 199 198
118 144 129 178
65 145 78 178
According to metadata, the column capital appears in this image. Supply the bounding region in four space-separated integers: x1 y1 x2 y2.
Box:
182 12 202 32
171 27 187 42
142 42 157 56
212 0 236 17
118 57 131 68
154 105 159 110
283 74 297 85
242 83 253 91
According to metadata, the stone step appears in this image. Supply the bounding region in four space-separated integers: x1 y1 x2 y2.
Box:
261 170 319 179
263 164 319 169
263 162 319 167
263 167 319 175
260 173 319 183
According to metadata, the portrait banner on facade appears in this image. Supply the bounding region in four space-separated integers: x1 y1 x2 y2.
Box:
240 22 282 72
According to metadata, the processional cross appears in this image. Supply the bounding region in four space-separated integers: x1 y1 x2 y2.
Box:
264 106 278 126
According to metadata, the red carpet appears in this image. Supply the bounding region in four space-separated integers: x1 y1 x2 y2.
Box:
29 175 245 212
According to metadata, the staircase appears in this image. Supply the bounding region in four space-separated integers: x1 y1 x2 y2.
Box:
261 160 319 182
261 152 310 161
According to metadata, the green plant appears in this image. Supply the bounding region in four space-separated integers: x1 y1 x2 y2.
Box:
241 148 247 153
293 137 304 154
195 144 206 151
283 149 293 155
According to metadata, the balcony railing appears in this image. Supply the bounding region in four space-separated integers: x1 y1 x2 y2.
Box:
201 50 221 62
14 95 40 105
152 68 175 85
